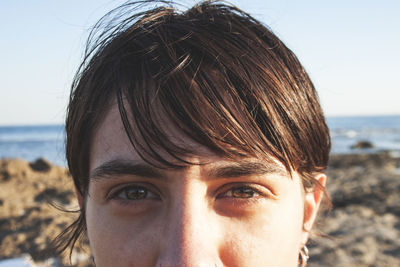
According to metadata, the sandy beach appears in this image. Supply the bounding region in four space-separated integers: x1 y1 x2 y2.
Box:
1 152 399 266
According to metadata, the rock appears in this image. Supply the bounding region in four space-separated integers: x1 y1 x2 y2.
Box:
0 170 10 182
29 158 52 172
0 158 91 266
308 152 400 266
351 140 374 149
0 159 30 180
34 188 74 205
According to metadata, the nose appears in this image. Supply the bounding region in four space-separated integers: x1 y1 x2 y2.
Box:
156 188 224 267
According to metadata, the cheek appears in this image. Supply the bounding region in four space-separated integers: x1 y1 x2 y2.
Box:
85 199 161 267
219 191 304 266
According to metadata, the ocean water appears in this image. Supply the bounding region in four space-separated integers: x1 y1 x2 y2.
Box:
0 257 29 267
0 255 61 267
0 115 399 165
327 115 400 154
0 125 66 166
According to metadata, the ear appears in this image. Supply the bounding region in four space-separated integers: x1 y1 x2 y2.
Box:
75 188 84 209
301 173 326 245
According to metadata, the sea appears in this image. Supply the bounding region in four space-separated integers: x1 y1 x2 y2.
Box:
0 124 66 166
1 116 400 167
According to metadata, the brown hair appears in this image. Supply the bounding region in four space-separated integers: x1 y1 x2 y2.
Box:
57 0 330 256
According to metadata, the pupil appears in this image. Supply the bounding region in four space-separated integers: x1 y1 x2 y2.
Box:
125 187 147 200
232 187 254 198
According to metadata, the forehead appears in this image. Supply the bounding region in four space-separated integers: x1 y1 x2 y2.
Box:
90 102 217 168
89 103 287 175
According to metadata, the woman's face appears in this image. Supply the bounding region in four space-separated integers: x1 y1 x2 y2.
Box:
84 106 325 267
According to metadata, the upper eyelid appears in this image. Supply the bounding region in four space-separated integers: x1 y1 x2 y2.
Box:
216 182 277 199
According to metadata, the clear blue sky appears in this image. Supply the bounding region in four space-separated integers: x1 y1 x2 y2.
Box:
1 0 399 125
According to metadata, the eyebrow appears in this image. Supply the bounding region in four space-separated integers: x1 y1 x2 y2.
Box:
89 159 164 180
205 161 288 179
90 159 288 181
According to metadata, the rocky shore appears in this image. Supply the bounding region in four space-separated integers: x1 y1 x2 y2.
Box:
1 152 400 266
309 151 400 267
0 158 91 266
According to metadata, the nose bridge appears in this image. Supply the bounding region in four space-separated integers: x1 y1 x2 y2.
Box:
157 178 222 267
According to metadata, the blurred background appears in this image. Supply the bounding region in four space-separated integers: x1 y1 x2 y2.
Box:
0 0 399 266
1 0 399 164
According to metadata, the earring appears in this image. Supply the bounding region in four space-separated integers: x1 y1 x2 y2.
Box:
298 245 309 267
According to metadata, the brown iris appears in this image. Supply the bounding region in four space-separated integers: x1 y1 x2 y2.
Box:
231 187 255 198
124 186 147 200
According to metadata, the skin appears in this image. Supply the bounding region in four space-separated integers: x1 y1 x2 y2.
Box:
81 105 326 267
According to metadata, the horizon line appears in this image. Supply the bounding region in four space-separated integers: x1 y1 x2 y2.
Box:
1 113 400 127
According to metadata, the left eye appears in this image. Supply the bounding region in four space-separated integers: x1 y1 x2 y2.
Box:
113 185 159 201
220 186 261 199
